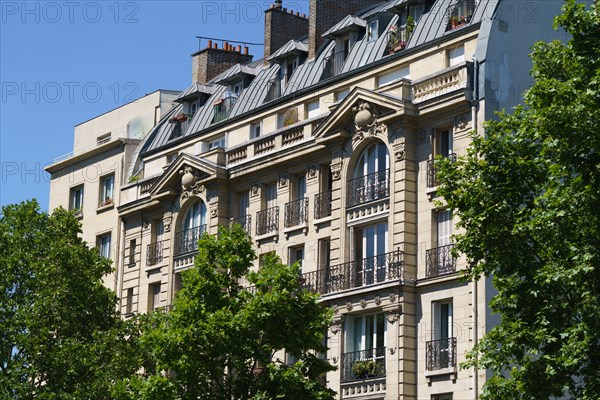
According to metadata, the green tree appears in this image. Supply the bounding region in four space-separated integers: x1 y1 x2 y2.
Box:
437 1 600 398
115 224 335 400
0 200 140 399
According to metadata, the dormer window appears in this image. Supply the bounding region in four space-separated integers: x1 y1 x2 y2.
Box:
284 56 299 84
368 20 379 41
213 90 238 124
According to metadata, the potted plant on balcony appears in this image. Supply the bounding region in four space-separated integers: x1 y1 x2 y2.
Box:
450 15 459 30
352 359 376 379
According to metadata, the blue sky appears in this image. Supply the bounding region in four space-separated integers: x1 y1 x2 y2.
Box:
0 0 309 210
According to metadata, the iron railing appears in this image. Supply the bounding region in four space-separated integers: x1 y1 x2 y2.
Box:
300 249 404 295
174 225 207 256
231 215 251 234
426 337 457 370
284 198 308 228
314 191 332 219
256 206 279 236
341 347 386 382
446 0 475 31
426 244 456 277
426 154 456 188
322 51 348 80
146 241 164 266
347 169 390 207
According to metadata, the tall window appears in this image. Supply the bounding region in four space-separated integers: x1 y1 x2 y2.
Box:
126 288 134 314
183 201 207 231
368 19 379 41
265 183 277 209
98 233 111 259
289 245 305 271
148 283 161 311
342 313 387 381
70 185 84 210
435 129 453 158
349 141 390 207
436 210 452 247
239 192 250 218
99 174 114 206
354 222 388 285
427 300 455 370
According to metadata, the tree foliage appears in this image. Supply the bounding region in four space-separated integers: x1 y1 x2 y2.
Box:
0 200 140 399
115 224 335 400
437 1 600 398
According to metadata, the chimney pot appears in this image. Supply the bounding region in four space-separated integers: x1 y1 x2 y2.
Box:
213 43 218 49
236 45 241 52
244 46 249 55
224 41 229 50
207 39 212 49
283 7 287 12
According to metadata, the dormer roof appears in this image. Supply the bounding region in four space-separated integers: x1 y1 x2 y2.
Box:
322 15 366 39
214 64 260 86
267 39 308 62
174 84 217 103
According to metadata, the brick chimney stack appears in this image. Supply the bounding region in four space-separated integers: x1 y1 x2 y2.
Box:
192 42 253 84
308 0 373 59
264 1 309 61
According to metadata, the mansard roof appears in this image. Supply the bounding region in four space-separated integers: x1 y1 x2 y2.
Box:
321 15 366 38
267 39 308 62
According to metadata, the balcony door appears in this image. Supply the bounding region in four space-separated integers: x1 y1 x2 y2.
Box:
436 210 452 247
433 301 453 368
354 222 388 285
343 313 387 381
177 201 207 255
183 201 207 231
350 141 389 206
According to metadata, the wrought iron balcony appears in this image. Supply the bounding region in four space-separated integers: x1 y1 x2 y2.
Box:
174 225 207 256
426 154 456 188
284 198 308 228
146 241 164 266
314 191 331 219
322 51 348 80
231 215 251 234
347 169 390 207
341 347 386 382
300 249 404 295
426 244 456 277
426 337 457 370
256 206 279 236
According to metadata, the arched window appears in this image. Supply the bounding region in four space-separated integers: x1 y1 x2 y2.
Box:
175 201 207 256
348 142 390 207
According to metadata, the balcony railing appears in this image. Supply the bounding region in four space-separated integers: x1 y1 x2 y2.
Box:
174 225 207 256
426 337 457 370
446 0 475 31
146 241 164 266
284 198 308 228
322 51 348 80
300 249 404 295
314 191 332 219
347 169 390 207
341 347 386 382
231 215 251 234
426 154 456 188
426 244 456 277
256 206 279 236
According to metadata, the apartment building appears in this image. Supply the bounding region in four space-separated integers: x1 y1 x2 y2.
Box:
46 1 568 398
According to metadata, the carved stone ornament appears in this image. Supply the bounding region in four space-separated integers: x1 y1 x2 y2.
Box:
210 207 218 218
278 173 288 188
346 301 354 311
374 295 382 306
329 320 343 335
388 347 397 355
331 164 342 181
251 182 260 197
387 311 401 324
352 101 388 142
360 298 368 308
389 292 398 303
143 219 150 230
395 144 406 161
332 304 339 314
308 164 317 179
163 214 172 233
180 166 205 199
456 116 467 130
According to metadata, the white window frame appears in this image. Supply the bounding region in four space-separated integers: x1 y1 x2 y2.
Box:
98 233 111 259
99 174 114 206
208 135 226 150
250 121 262 139
368 19 379 41
70 185 84 211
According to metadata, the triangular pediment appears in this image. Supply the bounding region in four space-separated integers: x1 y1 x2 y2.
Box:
314 87 406 142
149 153 225 197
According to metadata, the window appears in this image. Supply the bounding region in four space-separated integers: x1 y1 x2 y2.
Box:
250 121 262 139
368 20 379 41
353 222 389 285
166 152 178 165
343 313 387 381
448 46 465 67
289 245 305 270
232 81 244 95
435 129 453 157
426 209 455 277
336 88 350 102
126 288 134 314
128 239 136 265
427 300 455 370
98 233 111 259
265 182 277 209
239 191 250 217
70 185 84 211
318 239 330 269
148 282 161 311
348 141 390 207
278 107 298 128
379 66 410 87
96 132 111 145
436 210 452 248
208 135 226 150
432 394 453 400
99 174 114 206
284 57 299 84
183 202 207 231
307 100 320 119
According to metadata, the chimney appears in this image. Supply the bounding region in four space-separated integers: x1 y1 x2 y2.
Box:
192 43 253 84
308 0 373 59
264 1 309 61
